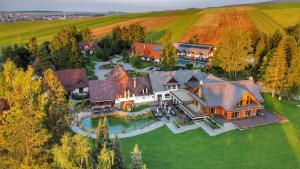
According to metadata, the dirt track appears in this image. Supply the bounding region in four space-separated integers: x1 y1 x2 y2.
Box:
92 16 176 37
181 9 255 45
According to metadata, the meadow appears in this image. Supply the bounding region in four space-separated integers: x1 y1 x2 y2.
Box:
0 2 300 48
121 94 300 169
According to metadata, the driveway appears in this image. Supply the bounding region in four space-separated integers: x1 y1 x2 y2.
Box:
94 56 151 80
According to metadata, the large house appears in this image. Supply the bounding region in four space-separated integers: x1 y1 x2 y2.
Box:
89 65 153 112
130 43 163 63
55 68 89 95
169 75 264 120
148 70 207 102
173 42 214 60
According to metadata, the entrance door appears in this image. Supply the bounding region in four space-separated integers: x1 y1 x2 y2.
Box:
157 94 162 102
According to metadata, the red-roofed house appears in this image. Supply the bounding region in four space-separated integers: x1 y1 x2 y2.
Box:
55 68 89 95
131 43 163 63
89 65 153 112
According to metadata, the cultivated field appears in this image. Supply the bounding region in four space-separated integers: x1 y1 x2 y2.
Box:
91 16 176 37
181 8 255 45
0 2 300 48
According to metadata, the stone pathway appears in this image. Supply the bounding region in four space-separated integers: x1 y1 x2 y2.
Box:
71 121 164 139
165 121 237 136
94 57 151 80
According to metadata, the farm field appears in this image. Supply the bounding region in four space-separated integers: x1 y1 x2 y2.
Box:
181 7 255 45
0 2 300 48
121 94 300 169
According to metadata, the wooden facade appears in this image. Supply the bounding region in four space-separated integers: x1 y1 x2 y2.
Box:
191 91 262 120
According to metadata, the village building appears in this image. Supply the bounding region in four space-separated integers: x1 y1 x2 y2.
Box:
78 40 98 54
173 42 214 61
89 65 153 112
55 68 89 95
130 43 163 63
169 74 264 120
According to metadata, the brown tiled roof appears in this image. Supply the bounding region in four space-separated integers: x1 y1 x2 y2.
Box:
131 43 163 60
55 68 88 91
89 65 152 102
78 40 98 50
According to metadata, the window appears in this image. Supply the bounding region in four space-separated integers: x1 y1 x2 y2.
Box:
231 111 240 119
79 88 83 93
246 109 254 117
237 100 243 106
165 94 170 98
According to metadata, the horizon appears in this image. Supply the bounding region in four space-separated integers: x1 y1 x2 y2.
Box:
0 0 271 13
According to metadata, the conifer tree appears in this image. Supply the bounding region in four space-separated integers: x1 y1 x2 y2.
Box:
130 144 145 169
264 40 287 99
96 116 112 157
97 144 115 169
112 135 125 169
43 69 71 143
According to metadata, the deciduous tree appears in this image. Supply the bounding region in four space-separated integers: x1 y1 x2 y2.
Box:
0 61 50 168
53 133 93 169
161 31 178 70
213 29 253 78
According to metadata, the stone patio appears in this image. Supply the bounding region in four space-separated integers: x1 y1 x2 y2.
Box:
214 109 284 130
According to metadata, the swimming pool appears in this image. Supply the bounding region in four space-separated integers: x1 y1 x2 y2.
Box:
80 116 156 134
176 59 191 65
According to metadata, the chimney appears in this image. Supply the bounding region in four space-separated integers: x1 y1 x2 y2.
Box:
133 77 136 88
199 80 203 98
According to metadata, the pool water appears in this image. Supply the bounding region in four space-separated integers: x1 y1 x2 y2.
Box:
80 116 156 134
177 59 191 65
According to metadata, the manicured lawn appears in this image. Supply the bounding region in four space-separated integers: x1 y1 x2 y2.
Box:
131 104 150 112
121 94 300 169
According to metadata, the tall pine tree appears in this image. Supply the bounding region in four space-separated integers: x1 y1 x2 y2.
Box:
130 144 145 169
264 40 287 99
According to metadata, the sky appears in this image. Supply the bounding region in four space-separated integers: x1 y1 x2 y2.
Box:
0 0 271 12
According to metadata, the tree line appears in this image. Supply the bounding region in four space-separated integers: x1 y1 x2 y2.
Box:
0 60 148 169
213 25 300 100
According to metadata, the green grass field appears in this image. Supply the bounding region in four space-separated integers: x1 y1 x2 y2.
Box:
121 94 300 169
248 2 300 33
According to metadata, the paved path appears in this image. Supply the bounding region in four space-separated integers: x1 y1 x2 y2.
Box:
165 121 237 136
94 57 151 80
71 121 164 139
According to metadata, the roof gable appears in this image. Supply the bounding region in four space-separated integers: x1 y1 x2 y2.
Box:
55 68 88 90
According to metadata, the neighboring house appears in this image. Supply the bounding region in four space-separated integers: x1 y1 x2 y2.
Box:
170 74 264 120
130 43 163 63
78 40 98 54
89 65 153 112
173 42 214 60
148 70 207 102
55 68 89 95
